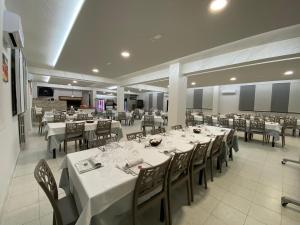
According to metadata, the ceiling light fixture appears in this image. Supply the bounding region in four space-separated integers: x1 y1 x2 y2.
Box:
73 80 78 84
230 77 237 81
209 0 228 12
191 82 196 86
284 70 294 76
121 51 130 58
92 68 99 73
108 86 117 90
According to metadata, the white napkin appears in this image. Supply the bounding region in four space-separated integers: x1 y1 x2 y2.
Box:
116 158 144 170
159 147 176 154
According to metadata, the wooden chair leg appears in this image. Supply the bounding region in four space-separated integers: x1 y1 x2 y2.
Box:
210 157 214 182
53 213 57 225
75 140 77 151
186 179 191 205
160 199 165 222
190 173 194 202
203 169 207 189
163 197 170 225
198 170 203 185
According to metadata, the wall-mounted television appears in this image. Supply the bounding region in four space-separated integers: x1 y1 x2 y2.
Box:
38 86 54 97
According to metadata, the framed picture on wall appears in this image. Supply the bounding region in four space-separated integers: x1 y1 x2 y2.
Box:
2 53 8 82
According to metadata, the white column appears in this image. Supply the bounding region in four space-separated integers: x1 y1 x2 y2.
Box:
91 90 97 108
168 63 187 128
117 86 124 112
212 86 220 115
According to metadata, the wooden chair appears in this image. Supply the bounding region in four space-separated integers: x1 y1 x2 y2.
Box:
219 118 229 128
189 142 211 201
167 150 193 225
37 111 44 135
34 159 78 225
132 159 171 225
233 119 248 141
249 120 266 144
171 125 182 130
87 139 106 149
209 135 225 181
126 131 144 141
118 112 128 125
54 114 66 123
76 114 88 121
106 110 113 119
284 118 297 136
204 116 213 126
155 111 161 116
151 127 166 135
64 122 85 153
95 120 112 140
142 115 155 135
185 115 195 127
226 129 235 160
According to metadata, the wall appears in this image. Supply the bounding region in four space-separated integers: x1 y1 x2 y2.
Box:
0 0 21 213
186 86 214 110
216 80 300 116
139 92 167 111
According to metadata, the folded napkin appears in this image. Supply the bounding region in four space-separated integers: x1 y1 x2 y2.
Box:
75 156 102 174
159 147 176 154
116 158 144 170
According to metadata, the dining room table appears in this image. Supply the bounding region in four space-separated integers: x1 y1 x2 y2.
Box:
45 119 123 158
59 125 238 225
140 115 164 128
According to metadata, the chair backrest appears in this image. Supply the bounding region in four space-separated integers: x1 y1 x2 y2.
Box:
143 115 154 126
65 122 85 139
186 115 195 126
168 150 193 184
250 120 265 131
126 131 144 141
284 118 297 128
88 139 106 149
204 116 213 125
95 120 112 137
118 112 126 120
133 159 171 204
54 114 66 122
219 118 229 127
34 159 63 225
155 111 161 116
233 119 246 130
226 129 235 146
210 135 224 156
171 124 183 130
151 127 166 135
191 142 210 167
77 113 88 121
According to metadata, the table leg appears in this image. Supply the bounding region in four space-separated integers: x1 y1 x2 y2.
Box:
52 148 56 159
272 136 275 147
244 132 248 142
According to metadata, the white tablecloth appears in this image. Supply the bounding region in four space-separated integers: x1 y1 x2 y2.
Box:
141 115 164 125
61 126 233 225
46 120 121 138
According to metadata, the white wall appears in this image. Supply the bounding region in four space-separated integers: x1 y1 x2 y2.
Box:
0 0 21 213
32 84 83 100
219 85 240 114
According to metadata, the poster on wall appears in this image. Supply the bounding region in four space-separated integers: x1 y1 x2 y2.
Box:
2 53 8 82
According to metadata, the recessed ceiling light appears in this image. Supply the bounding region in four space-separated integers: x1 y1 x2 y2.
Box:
108 86 117 90
121 51 130 58
284 70 294 76
209 0 228 12
230 77 237 81
191 82 196 86
68 83 72 86
73 80 78 84
92 68 99 73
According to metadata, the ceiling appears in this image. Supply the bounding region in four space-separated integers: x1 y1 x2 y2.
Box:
146 58 300 88
7 0 300 78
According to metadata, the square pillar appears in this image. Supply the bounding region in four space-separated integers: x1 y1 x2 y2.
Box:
168 63 187 128
117 86 124 112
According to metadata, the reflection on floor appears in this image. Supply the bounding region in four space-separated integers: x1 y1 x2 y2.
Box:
1 120 300 225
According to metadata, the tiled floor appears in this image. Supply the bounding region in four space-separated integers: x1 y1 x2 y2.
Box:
1 121 300 225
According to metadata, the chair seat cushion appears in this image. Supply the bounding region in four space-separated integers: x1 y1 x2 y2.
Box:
56 195 79 225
